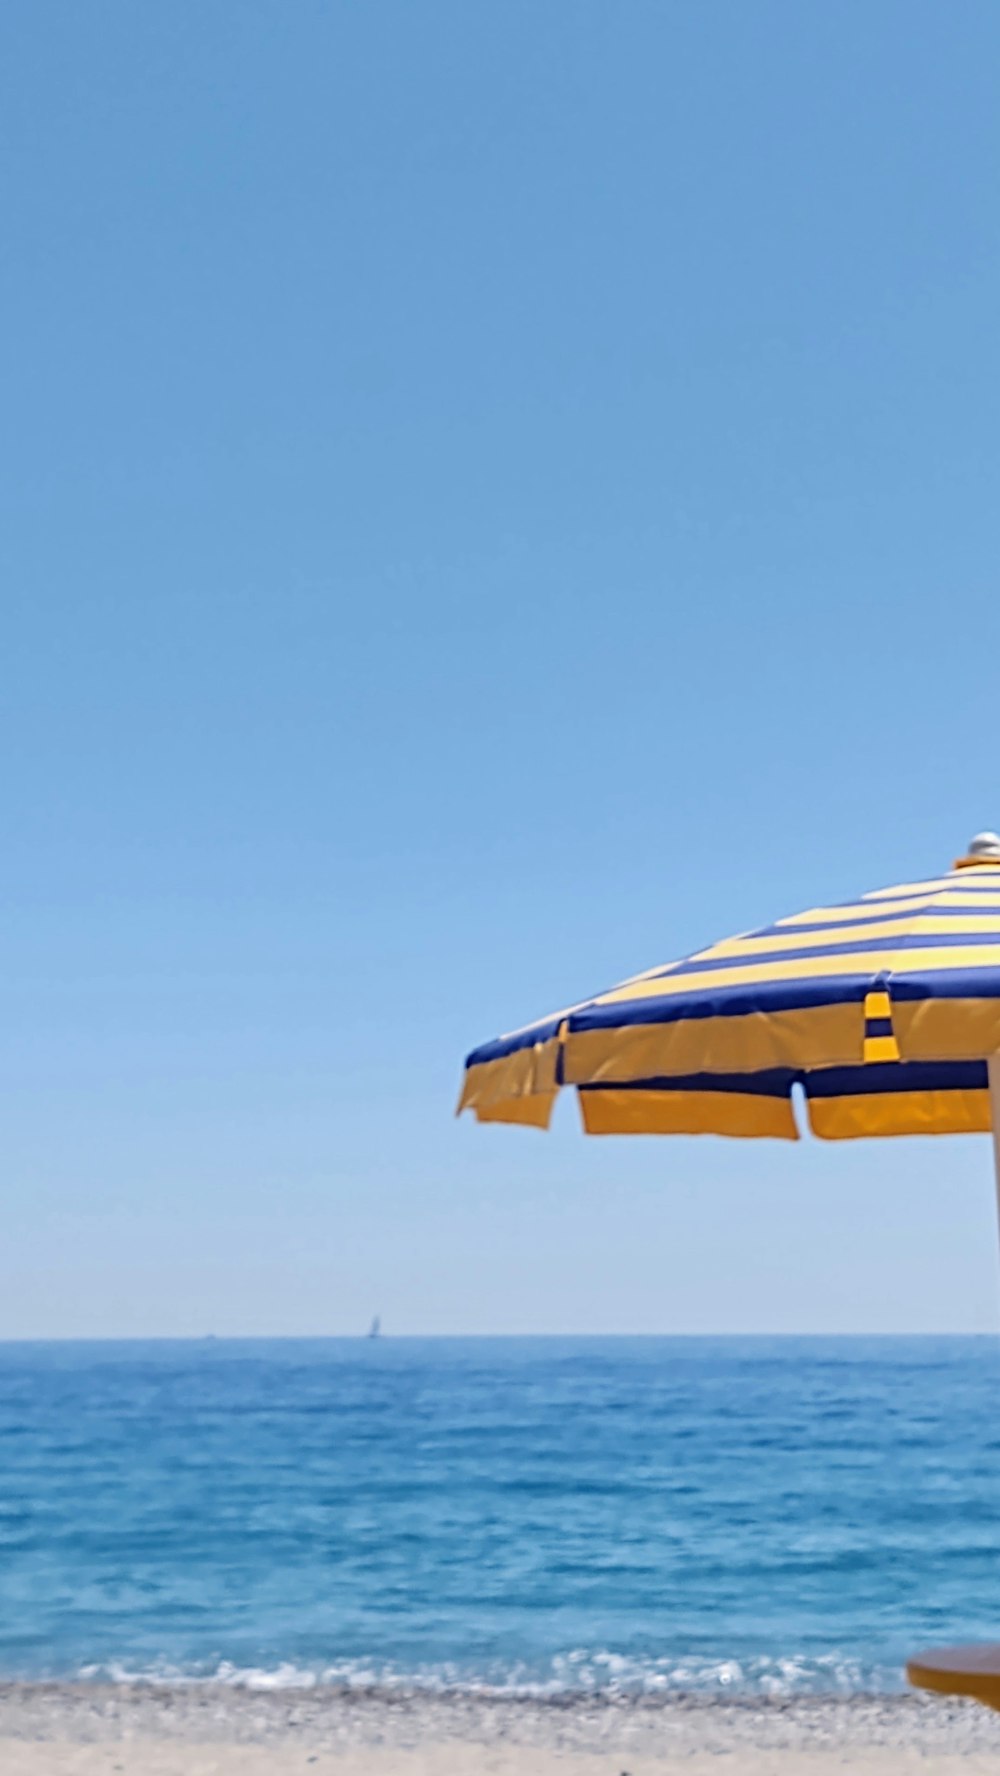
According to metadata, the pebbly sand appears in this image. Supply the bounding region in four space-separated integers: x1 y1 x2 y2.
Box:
1 1684 1000 1776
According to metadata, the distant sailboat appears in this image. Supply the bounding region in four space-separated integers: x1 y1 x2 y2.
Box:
368 1315 381 1339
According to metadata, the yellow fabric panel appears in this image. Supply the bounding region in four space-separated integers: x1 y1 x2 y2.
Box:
808 1089 990 1140
865 877 963 899
474 1093 555 1129
778 895 939 925
594 944 1000 1007
607 962 681 988
694 915 1000 965
563 1002 865 1084
457 1035 562 1118
930 892 1000 907
579 1089 798 1140
779 891 1000 925
894 998 1000 1062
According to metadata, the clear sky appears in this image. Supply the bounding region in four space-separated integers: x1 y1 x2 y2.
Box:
1 1 999 1337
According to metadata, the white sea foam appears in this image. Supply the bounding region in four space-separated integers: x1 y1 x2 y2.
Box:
74 1648 892 1699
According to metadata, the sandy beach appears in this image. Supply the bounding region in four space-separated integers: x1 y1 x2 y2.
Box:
2 1684 1000 1776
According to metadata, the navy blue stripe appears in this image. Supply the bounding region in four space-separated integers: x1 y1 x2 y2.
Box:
885 971 1000 1001
571 976 873 1033
864 1017 894 1038
577 1060 987 1101
580 1069 796 1099
806 1060 987 1099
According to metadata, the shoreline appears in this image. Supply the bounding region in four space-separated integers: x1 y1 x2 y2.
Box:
1 1680 1000 1771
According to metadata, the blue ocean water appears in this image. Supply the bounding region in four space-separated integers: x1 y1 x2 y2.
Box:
1 1336 999 1696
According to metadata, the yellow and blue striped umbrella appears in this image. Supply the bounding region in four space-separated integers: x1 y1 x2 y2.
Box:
459 835 1000 1144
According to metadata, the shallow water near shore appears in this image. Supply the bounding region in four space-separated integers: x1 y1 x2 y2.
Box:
2 1335 1000 1696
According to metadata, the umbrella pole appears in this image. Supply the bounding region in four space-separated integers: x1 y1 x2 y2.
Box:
990 1055 1000 1280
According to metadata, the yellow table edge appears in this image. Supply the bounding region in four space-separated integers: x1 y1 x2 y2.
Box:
907 1649 1000 1713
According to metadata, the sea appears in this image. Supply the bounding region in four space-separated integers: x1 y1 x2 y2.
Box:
1 1335 999 1699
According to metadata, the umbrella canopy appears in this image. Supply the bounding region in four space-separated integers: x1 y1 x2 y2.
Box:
458 835 1000 1143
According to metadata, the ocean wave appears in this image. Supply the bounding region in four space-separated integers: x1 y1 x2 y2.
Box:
74 1648 898 1699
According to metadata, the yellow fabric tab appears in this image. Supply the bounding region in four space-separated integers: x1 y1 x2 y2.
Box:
862 990 900 1062
808 1089 990 1140
579 1089 798 1140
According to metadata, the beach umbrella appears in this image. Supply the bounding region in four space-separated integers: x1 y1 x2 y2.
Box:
458 832 1000 1207
461 835 1000 1711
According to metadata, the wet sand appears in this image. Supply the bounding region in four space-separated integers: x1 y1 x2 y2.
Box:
1 1684 1000 1775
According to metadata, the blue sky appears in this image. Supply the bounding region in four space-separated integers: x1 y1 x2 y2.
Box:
1 1 999 1336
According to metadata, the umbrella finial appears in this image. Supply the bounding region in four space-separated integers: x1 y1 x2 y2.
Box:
956 832 1000 868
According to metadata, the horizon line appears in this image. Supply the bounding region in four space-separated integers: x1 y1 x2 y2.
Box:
0 1329 994 1345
